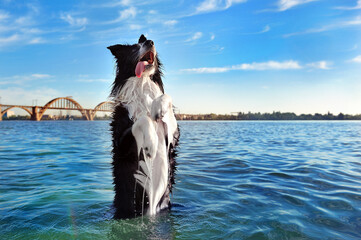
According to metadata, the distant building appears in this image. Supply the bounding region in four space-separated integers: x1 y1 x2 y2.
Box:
4 110 15 117
42 114 54 120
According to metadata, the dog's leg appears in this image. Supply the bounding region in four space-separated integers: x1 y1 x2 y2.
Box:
131 115 158 159
151 94 172 121
132 115 159 215
151 94 178 148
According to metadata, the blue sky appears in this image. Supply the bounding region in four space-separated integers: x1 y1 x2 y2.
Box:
0 0 361 115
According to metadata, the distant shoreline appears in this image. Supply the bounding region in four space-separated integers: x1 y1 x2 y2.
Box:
2 111 361 121
175 112 361 121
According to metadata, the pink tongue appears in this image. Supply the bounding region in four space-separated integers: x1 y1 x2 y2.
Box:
135 61 149 78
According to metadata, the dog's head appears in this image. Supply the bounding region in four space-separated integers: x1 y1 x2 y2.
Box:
108 34 164 96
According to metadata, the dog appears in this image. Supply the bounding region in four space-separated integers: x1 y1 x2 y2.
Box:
108 34 179 219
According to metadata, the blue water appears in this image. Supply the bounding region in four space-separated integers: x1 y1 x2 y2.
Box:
0 121 360 239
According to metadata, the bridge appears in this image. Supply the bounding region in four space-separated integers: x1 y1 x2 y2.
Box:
0 97 114 121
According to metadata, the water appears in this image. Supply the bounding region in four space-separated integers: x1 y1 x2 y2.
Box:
0 121 360 239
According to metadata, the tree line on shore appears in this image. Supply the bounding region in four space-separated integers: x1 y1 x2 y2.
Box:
176 111 361 121
3 111 361 121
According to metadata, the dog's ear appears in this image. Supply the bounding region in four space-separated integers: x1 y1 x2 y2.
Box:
107 44 122 57
138 34 147 43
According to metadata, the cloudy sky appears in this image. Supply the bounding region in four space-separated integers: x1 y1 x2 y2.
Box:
0 0 361 115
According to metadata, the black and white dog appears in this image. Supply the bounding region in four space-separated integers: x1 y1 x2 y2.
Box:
108 34 179 219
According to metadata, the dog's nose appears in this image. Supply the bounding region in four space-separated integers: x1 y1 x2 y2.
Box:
145 40 154 46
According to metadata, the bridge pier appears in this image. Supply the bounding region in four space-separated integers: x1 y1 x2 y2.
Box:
0 105 2 121
31 106 40 121
86 110 94 121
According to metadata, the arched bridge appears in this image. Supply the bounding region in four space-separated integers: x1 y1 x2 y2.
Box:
0 97 114 121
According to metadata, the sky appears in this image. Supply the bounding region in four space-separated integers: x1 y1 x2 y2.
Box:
0 0 361 115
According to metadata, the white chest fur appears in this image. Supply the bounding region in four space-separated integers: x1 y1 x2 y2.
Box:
115 76 163 120
115 76 172 215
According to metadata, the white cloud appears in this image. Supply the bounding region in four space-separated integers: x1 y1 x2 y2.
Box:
196 0 247 13
0 7 47 49
306 61 332 69
217 46 225 52
240 25 271 35
109 7 137 23
335 0 361 10
28 37 46 44
278 0 319 11
60 13 88 28
181 60 333 73
249 25 271 34
260 25 270 33
210 33 215 41
26 3 40 15
0 28 45 48
164 20 178 27
15 16 33 25
284 16 361 37
0 87 61 106
103 0 131 7
186 32 203 42
119 7 137 19
196 0 219 12
235 60 302 70
31 74 52 78
119 0 131 6
77 78 111 83
0 34 20 46
0 11 10 21
20 28 43 34
345 16 361 25
184 66 230 73
182 60 302 73
0 73 53 85
351 55 361 63
129 24 142 30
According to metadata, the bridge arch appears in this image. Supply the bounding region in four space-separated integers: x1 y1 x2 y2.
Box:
90 101 114 120
38 97 88 120
1 106 32 118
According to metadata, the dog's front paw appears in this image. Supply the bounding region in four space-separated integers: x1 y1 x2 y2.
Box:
131 115 158 159
151 94 173 121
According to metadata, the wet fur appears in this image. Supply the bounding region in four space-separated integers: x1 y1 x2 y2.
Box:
108 35 179 219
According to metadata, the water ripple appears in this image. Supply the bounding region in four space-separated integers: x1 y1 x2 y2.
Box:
1 121 361 239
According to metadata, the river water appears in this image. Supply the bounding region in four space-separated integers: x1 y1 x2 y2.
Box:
0 121 360 239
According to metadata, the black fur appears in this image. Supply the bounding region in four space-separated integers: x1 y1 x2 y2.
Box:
108 34 178 219
107 35 164 96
